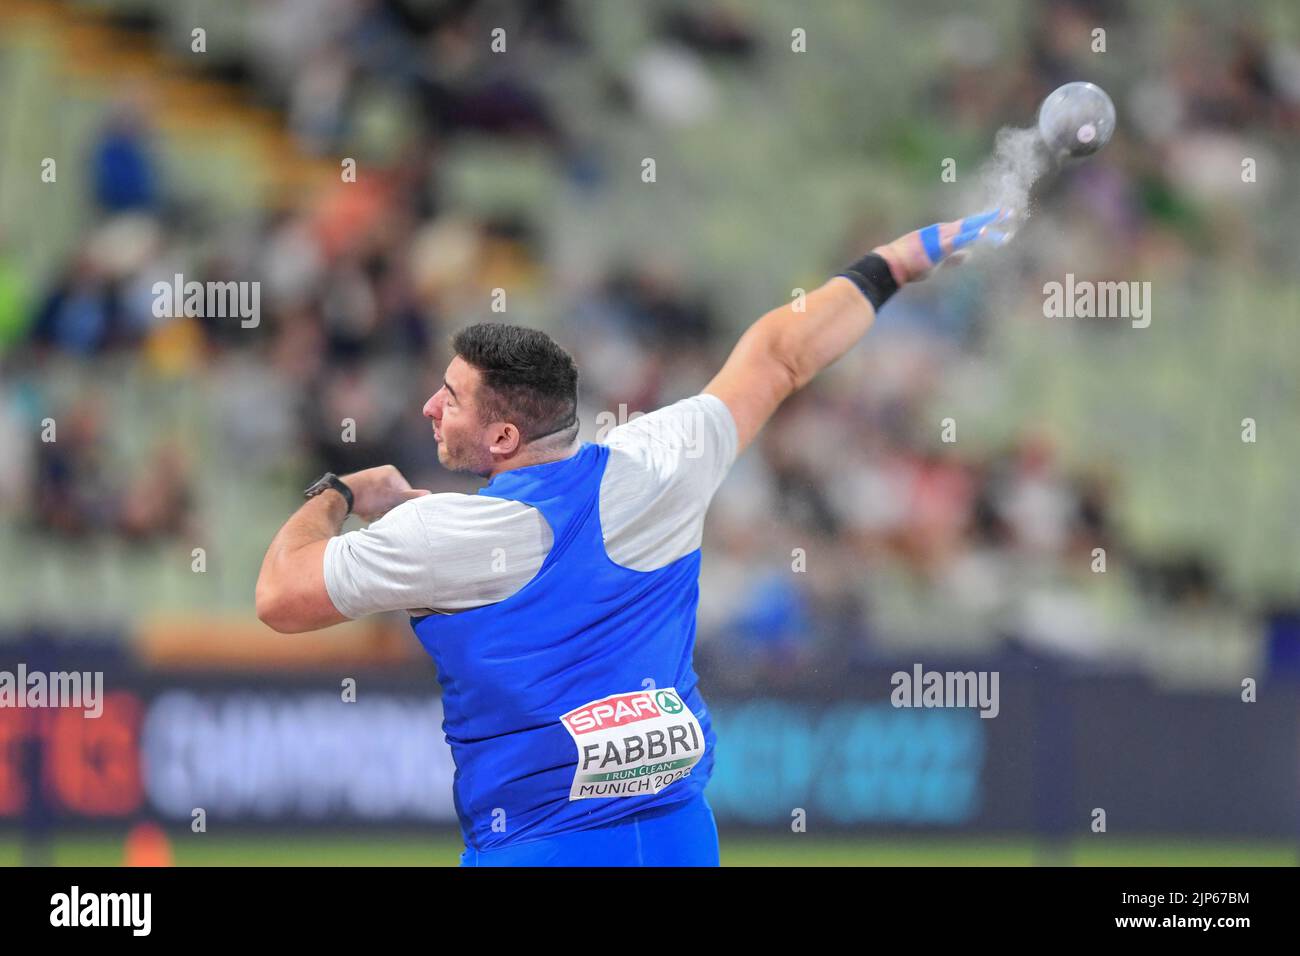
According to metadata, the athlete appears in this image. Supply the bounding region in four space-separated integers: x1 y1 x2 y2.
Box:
255 207 1010 866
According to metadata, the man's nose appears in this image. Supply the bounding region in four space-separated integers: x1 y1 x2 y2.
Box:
423 393 440 418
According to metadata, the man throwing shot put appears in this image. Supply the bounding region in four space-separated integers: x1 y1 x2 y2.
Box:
255 207 1010 866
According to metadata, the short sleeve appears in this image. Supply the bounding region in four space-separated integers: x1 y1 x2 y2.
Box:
599 393 740 570
323 492 551 617
323 497 438 619
603 393 739 499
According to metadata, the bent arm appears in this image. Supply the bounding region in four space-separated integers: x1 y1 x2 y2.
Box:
255 492 350 633
255 464 430 633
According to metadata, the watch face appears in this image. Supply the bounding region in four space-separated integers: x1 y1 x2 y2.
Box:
304 476 331 497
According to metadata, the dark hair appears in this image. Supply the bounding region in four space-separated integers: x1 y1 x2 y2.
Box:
451 323 579 442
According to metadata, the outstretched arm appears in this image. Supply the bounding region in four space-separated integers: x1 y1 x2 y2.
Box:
703 208 1009 453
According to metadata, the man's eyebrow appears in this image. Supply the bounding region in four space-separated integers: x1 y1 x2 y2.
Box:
443 379 458 401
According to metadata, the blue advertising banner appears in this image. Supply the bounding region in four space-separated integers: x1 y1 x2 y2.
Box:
0 639 1295 837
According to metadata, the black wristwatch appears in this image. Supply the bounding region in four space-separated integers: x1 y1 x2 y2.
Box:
304 472 354 515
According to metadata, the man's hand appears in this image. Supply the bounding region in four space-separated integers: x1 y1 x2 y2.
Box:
341 465 431 521
873 207 1014 285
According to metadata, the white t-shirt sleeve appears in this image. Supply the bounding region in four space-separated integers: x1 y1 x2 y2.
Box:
322 492 550 618
599 393 739 570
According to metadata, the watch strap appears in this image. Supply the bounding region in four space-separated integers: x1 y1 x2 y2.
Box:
305 472 354 515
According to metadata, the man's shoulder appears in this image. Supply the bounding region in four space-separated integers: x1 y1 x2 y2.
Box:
602 393 736 453
402 490 534 514
603 394 738 480
596 395 739 570
376 489 541 535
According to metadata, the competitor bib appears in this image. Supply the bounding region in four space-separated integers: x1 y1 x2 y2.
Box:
560 688 705 800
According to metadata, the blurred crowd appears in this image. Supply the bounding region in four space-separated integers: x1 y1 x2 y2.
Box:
2 0 1298 685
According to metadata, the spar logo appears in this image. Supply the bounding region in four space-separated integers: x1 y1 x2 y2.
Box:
655 691 683 714
562 691 665 735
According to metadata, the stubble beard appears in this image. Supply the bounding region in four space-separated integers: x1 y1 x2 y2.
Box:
437 434 491 477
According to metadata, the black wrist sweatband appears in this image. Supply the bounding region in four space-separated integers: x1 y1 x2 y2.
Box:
837 252 899 311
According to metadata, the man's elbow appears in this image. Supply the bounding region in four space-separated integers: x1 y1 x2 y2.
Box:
255 582 303 633
755 320 813 395
767 336 811 396
781 352 814 395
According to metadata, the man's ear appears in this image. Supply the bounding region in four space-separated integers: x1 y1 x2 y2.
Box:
488 422 521 455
